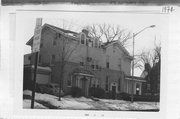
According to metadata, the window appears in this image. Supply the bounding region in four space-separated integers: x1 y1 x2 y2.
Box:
118 78 121 91
53 39 57 45
147 84 150 90
87 57 92 62
51 55 55 64
67 76 72 87
119 58 122 71
105 76 109 91
91 60 95 69
91 41 94 47
94 38 98 48
80 62 84 66
106 55 110 69
106 62 109 68
91 64 95 69
58 33 61 38
96 64 99 69
28 56 31 60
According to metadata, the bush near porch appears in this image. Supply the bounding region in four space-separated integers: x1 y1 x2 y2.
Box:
71 87 83 97
117 92 160 102
89 87 105 98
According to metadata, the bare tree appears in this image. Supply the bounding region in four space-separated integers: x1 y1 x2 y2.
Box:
134 51 154 70
152 42 161 67
134 41 161 71
56 33 79 101
85 23 132 47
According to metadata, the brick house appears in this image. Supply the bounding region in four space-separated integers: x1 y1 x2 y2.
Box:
25 23 145 97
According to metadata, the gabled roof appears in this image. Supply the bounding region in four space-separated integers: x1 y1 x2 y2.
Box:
26 23 79 46
103 40 133 60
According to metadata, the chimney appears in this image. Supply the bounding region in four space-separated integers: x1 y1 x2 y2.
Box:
82 29 89 37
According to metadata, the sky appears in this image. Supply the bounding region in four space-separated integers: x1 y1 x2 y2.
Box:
13 5 169 76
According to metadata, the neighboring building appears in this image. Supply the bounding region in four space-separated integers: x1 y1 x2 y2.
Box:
23 54 51 90
25 23 145 97
141 62 160 96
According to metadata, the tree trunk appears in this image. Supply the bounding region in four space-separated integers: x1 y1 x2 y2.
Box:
58 63 64 101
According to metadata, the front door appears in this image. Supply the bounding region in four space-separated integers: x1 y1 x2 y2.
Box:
136 83 140 95
81 77 87 96
112 86 116 99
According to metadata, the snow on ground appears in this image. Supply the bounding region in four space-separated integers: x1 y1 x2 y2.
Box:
23 99 48 109
23 90 159 110
23 90 93 109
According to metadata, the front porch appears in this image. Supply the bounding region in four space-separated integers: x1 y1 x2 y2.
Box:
70 68 97 97
125 76 146 95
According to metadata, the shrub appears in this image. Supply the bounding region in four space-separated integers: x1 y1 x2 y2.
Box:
118 92 160 102
119 92 131 101
89 87 105 98
133 94 160 102
71 87 82 97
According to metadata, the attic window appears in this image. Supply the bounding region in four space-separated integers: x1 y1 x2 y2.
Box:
80 33 85 45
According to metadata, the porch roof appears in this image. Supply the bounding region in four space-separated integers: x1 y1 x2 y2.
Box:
125 76 146 82
72 67 94 77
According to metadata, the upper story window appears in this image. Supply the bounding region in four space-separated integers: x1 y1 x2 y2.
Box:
95 61 99 69
94 38 98 48
91 60 95 69
80 62 84 66
119 58 122 71
51 54 55 65
91 40 94 47
58 33 61 38
80 33 86 45
53 39 57 46
28 56 31 60
106 55 110 69
106 62 109 69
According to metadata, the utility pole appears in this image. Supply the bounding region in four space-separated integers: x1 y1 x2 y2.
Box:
131 33 135 103
131 25 155 103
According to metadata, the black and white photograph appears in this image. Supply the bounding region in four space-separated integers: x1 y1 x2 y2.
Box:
2 2 180 119
19 8 168 112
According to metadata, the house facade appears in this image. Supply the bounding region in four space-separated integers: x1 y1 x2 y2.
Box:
26 23 145 97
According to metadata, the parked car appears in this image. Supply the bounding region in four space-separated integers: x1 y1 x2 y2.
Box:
39 83 61 96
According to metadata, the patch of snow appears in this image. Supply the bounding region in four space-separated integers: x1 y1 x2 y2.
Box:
23 90 32 96
23 99 47 109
